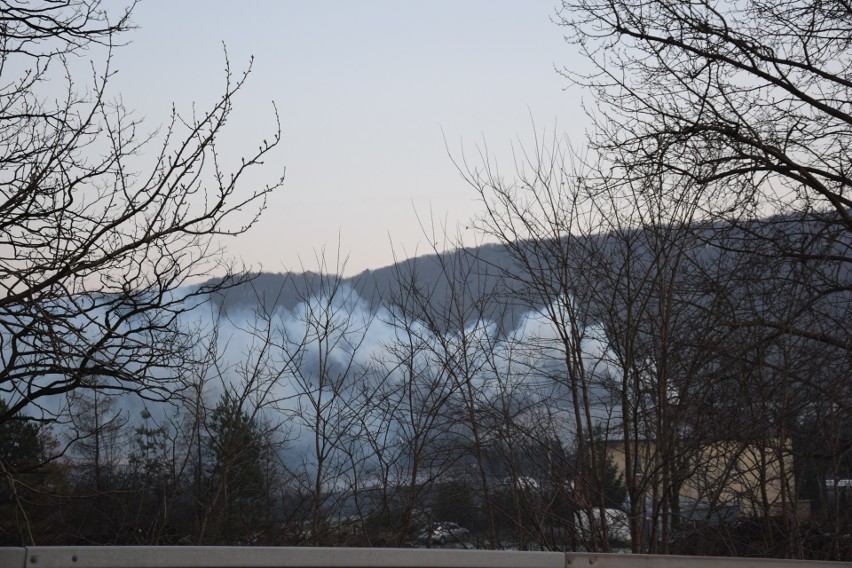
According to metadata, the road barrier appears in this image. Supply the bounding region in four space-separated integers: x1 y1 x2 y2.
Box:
1 547 848 568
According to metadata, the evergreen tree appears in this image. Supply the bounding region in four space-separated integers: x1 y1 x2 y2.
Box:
590 427 628 510
203 392 266 543
0 401 45 473
127 409 172 542
599 451 628 511
0 400 60 544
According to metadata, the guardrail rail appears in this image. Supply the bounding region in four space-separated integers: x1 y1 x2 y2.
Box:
1 547 848 568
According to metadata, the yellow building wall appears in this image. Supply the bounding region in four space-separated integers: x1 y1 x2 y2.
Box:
606 438 794 518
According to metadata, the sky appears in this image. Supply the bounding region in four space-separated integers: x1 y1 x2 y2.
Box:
114 1 588 276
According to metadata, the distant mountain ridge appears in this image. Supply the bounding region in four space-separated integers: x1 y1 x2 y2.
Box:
207 241 524 324
204 210 852 336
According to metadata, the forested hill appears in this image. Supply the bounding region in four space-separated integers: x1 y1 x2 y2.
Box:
205 241 530 332
204 211 851 337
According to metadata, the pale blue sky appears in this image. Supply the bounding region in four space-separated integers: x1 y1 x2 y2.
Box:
115 1 587 275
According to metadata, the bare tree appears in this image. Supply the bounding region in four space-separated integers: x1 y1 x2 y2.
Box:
352 256 464 546
558 0 852 347
270 253 373 545
0 0 283 425
412 231 508 548
458 134 623 551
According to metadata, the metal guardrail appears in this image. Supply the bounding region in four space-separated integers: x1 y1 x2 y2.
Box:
0 548 848 568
